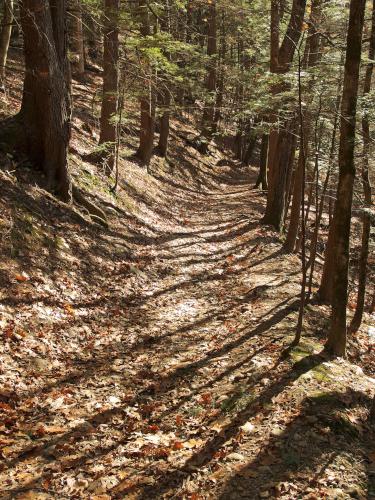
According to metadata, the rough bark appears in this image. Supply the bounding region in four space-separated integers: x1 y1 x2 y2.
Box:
325 0 366 357
283 138 307 252
283 0 322 252
348 0 375 334
156 89 171 157
3 0 72 201
200 0 217 153
264 120 297 231
68 0 85 79
263 0 307 230
135 0 156 165
254 134 269 190
99 0 120 173
0 0 13 89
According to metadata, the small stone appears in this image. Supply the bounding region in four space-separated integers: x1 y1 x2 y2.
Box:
271 426 283 437
240 422 255 434
227 452 246 461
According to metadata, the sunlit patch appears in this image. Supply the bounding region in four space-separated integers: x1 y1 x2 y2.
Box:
163 298 201 322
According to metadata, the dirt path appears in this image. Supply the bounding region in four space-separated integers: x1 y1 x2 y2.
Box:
1 144 375 499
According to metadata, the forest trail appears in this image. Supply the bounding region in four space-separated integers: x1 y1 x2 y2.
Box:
1 143 375 498
0 64 374 499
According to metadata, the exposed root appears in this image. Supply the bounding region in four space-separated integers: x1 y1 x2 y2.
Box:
72 184 108 227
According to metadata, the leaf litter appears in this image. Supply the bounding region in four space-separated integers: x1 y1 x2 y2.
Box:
0 73 374 500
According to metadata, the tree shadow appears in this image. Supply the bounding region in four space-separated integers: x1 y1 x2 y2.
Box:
135 353 328 499
218 388 374 499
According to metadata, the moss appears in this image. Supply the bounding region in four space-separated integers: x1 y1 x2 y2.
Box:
220 388 256 413
289 341 316 362
309 391 339 405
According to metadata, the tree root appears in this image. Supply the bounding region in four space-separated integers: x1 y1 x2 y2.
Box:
72 184 108 228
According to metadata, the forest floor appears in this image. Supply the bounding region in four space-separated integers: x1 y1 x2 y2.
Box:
0 58 375 499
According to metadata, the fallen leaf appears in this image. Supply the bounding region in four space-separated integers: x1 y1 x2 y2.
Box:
172 441 184 450
175 414 184 426
15 273 29 282
185 438 204 449
63 303 75 316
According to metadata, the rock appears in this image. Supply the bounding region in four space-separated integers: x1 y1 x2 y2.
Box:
227 452 246 461
240 422 255 434
271 426 283 437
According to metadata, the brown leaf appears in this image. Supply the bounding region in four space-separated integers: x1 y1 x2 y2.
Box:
15 274 29 282
172 441 184 450
175 414 184 426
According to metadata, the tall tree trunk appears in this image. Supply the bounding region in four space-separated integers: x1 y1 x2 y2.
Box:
263 0 307 231
255 134 269 189
99 0 120 174
200 0 217 153
68 0 85 79
156 89 170 157
325 0 366 357
283 140 307 252
155 2 172 158
6 0 72 201
0 0 13 89
348 0 375 334
83 9 101 62
135 0 156 165
283 0 322 252
212 13 226 137
263 120 297 231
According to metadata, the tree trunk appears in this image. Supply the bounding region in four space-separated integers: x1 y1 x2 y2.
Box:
99 0 119 174
348 0 374 335
6 0 72 201
83 9 101 62
254 134 269 189
283 0 322 252
283 141 306 252
325 0 366 357
263 0 307 231
0 0 13 89
212 16 226 137
200 0 217 153
156 90 171 157
136 85 156 165
135 0 156 165
68 0 85 79
263 120 297 231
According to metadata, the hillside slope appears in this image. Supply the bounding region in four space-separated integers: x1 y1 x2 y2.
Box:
0 62 375 499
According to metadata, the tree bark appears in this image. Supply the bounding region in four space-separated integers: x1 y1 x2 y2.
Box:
135 0 156 165
68 0 85 79
5 0 72 201
283 139 307 252
325 0 366 357
200 0 217 153
263 0 307 231
348 0 375 334
0 0 13 89
263 120 297 231
156 89 171 157
254 134 269 190
283 0 322 252
99 0 120 174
